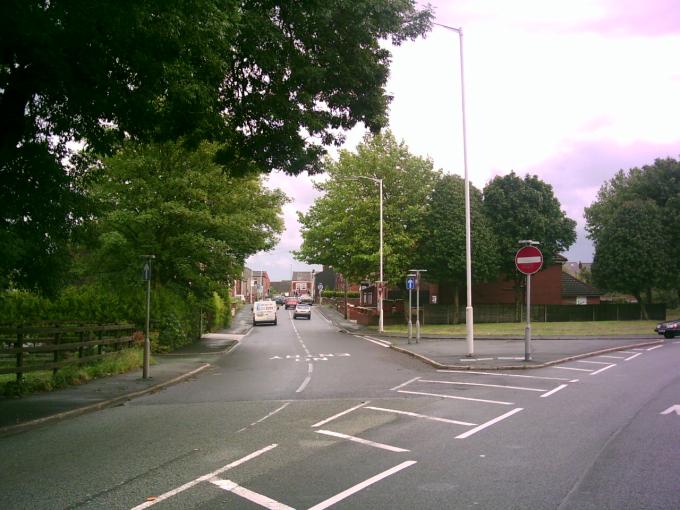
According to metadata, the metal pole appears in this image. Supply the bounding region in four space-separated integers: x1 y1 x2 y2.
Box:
524 273 532 361
408 288 413 343
144 277 151 379
378 178 384 333
415 274 421 344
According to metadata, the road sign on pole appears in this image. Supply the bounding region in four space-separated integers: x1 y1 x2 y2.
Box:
406 276 415 290
515 245 543 275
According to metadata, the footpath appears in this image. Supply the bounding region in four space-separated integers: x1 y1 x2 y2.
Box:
0 303 663 436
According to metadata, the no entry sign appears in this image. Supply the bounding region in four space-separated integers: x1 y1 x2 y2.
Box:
515 245 543 275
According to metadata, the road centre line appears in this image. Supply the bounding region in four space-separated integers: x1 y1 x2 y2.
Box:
455 408 524 439
130 444 277 509
210 479 294 510
307 461 417 510
295 363 313 393
312 402 369 428
437 369 576 382
624 352 642 361
398 389 514 406
365 406 477 426
540 384 568 398
576 360 613 365
237 403 291 433
589 364 617 375
315 429 409 452
359 335 391 348
419 379 547 392
390 377 421 391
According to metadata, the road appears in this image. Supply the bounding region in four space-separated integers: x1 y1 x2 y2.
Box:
1 307 678 509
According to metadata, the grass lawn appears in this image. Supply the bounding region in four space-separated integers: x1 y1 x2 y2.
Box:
380 320 661 337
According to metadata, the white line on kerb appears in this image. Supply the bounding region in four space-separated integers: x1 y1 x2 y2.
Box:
398 389 514 406
312 402 369 428
210 479 295 510
419 379 547 392
456 408 523 439
390 377 421 391
307 461 417 510
129 444 277 509
315 429 409 452
540 384 568 398
365 406 477 426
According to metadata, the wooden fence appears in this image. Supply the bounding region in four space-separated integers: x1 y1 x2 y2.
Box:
0 324 138 381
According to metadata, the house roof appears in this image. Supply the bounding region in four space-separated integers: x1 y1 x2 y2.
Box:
560 272 602 297
292 271 312 281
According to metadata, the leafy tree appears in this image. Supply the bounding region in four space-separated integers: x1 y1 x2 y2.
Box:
1 1 432 292
80 140 288 299
417 174 499 316
295 131 439 287
585 157 680 305
483 172 577 277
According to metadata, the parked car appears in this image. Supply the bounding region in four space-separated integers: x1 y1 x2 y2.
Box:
293 303 312 320
299 294 313 305
252 300 277 326
274 295 285 305
284 297 299 309
654 318 680 338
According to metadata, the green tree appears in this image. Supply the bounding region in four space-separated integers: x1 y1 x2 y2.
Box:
483 172 577 277
295 131 439 286
417 174 499 317
1 1 432 293
80 140 288 298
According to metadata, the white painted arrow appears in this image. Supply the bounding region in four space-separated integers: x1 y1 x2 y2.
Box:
660 404 680 416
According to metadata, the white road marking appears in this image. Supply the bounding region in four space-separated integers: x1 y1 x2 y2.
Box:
237 403 291 433
390 377 421 391
540 384 568 398
130 444 277 509
589 364 616 375
632 348 646 351
398 389 514 406
295 363 313 393
597 355 626 359
619 350 637 354
315 429 409 452
307 461 417 510
312 402 369 428
624 352 642 361
496 357 525 360
437 369 575 382
458 357 494 362
646 345 663 351
576 360 613 365
210 479 294 510
660 404 680 416
456 408 524 439
554 366 594 372
359 335 391 348
365 406 477 426
419 379 547 392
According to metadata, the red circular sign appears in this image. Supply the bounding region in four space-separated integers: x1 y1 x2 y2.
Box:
515 246 543 275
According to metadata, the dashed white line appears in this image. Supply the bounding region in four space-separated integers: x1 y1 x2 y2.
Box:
540 384 568 398
129 444 277 509
456 408 524 439
312 402 369 428
365 406 477 426
315 429 409 452
419 379 547 393
307 461 417 510
210 479 294 510
398 389 514 406
390 377 421 391
237 403 291 433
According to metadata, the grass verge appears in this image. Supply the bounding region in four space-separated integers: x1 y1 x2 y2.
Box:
1 347 145 397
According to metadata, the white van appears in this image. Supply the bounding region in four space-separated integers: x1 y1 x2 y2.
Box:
252 300 277 326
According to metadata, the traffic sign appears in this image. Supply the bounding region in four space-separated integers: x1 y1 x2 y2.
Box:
406 276 415 290
317 283 323 291
515 245 543 275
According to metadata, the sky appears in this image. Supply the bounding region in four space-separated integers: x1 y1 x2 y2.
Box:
248 0 680 282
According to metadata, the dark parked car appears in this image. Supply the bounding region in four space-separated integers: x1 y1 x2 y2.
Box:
293 303 312 320
274 295 285 305
654 319 680 338
284 297 299 309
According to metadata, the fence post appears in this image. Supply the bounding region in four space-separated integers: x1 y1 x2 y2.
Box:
16 329 24 382
79 331 84 359
53 328 61 376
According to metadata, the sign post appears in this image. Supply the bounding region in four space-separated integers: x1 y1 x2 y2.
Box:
406 275 415 343
141 255 155 380
408 269 427 344
515 243 543 361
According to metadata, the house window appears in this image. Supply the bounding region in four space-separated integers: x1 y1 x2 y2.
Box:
576 296 587 305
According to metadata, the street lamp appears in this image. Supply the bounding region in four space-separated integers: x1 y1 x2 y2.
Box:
433 22 474 356
347 175 384 333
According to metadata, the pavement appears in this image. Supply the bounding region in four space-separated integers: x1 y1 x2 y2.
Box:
0 302 665 436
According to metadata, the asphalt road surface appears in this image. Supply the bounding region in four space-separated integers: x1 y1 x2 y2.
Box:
1 307 678 509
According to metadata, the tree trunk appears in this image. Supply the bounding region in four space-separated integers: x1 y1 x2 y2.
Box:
453 284 460 324
344 280 348 320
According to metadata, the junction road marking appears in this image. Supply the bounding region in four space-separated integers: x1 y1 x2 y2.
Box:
589 364 617 375
540 384 568 398
398 389 514 406
646 345 663 351
390 376 421 391
419 379 548 393
437 369 576 382
365 406 477 427
210 479 294 510
130 444 277 509
315 429 409 452
312 402 369 428
623 352 642 361
269 353 351 362
660 404 680 416
456 408 524 439
237 403 291 433
296 363 313 393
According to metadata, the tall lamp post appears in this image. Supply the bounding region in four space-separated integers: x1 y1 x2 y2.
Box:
347 175 384 333
433 22 474 356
